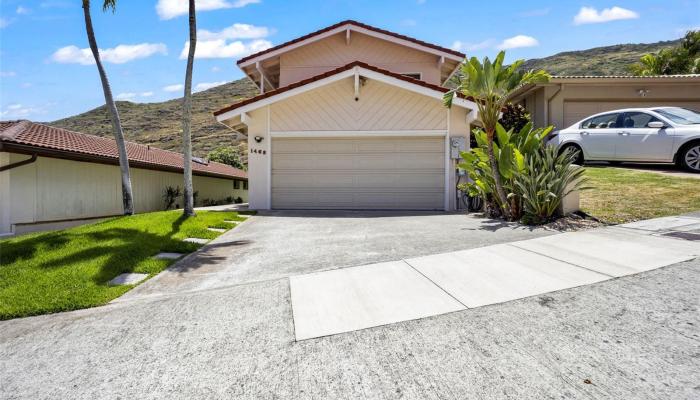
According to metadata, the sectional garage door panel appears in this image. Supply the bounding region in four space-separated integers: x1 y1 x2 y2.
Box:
563 101 700 127
271 137 445 210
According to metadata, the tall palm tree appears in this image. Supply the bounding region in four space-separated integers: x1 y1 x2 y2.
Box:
444 51 549 220
182 0 196 217
82 0 134 215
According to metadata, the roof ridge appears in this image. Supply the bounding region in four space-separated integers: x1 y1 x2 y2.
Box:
0 120 31 140
237 20 464 65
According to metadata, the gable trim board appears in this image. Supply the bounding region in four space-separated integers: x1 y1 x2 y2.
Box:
216 63 475 211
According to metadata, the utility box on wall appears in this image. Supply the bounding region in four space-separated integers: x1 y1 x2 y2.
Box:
450 137 466 159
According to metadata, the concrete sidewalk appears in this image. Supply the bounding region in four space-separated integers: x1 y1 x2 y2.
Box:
290 216 700 340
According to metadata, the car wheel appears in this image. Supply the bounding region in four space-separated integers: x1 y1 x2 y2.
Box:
560 144 584 165
678 142 700 172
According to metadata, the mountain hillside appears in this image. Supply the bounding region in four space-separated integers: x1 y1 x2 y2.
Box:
521 40 680 76
50 78 258 157
49 38 681 157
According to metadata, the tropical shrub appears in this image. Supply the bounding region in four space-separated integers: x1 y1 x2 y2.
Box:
458 122 552 219
513 145 588 224
499 103 530 133
208 146 246 170
163 185 182 210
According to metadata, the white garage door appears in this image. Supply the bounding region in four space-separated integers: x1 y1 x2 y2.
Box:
271 136 445 210
563 101 700 127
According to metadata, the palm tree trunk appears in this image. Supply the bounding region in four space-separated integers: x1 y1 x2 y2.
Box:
181 0 196 217
485 132 512 220
81 0 134 215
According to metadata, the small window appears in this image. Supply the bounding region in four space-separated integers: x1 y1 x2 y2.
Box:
243 181 248 190
622 112 661 128
581 113 620 129
402 73 421 80
233 180 240 189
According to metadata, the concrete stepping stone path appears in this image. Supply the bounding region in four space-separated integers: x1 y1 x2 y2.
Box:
153 252 184 260
207 227 226 233
183 238 209 244
108 273 148 286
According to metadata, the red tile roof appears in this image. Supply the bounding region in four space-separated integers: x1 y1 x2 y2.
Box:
214 61 469 117
0 121 247 180
237 20 465 65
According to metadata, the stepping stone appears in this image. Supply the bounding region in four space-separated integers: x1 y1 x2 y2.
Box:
223 220 238 224
183 238 209 244
108 273 148 286
207 227 226 233
290 260 464 341
153 252 184 260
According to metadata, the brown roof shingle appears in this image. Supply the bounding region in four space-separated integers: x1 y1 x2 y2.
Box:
0 121 247 180
237 20 465 65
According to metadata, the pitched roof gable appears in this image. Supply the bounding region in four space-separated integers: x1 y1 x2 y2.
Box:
214 61 475 118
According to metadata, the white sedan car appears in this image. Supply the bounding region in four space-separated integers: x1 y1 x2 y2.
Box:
548 107 700 172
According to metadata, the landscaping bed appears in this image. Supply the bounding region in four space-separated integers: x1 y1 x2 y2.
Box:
581 167 700 224
0 210 246 320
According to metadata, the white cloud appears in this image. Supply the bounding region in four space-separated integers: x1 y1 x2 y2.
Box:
156 0 261 20
194 81 228 91
180 39 271 59
0 17 11 28
211 66 221 72
115 92 137 100
573 6 639 25
116 92 154 101
163 84 184 92
452 39 496 52
417 0 426 4
21 82 32 88
1 103 41 118
51 43 167 65
401 19 417 27
199 23 272 40
497 35 539 50
16 6 31 14
0 71 17 77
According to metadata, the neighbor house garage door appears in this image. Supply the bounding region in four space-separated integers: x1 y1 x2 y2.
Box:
563 101 700 127
271 136 445 210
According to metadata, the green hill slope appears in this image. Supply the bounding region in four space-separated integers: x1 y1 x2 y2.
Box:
50 78 258 157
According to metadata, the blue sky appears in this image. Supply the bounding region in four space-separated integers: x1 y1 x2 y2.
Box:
1 0 698 121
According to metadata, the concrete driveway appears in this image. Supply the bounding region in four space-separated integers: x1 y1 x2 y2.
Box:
118 210 554 301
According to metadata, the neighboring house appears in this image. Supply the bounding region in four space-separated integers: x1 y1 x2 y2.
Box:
215 20 477 211
511 75 700 129
0 121 248 236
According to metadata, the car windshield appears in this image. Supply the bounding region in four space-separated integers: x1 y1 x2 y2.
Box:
652 107 700 125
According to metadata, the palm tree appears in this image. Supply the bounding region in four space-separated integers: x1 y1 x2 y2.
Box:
444 51 549 220
81 0 134 215
181 0 196 217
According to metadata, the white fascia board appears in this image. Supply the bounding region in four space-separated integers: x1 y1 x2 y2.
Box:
270 130 447 138
237 24 463 69
215 66 477 123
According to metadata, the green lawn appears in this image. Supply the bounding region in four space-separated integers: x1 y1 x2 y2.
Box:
0 210 246 320
581 167 700 224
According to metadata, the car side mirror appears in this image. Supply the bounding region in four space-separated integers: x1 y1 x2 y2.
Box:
647 121 665 129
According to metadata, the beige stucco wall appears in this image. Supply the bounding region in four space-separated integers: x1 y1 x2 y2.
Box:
522 81 700 129
279 31 442 86
1 153 247 234
243 76 473 211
